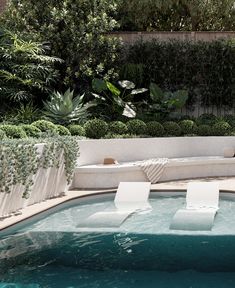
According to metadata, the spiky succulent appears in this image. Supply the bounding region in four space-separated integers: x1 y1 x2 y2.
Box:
43 89 95 124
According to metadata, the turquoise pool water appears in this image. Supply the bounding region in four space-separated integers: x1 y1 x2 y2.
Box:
1 194 235 287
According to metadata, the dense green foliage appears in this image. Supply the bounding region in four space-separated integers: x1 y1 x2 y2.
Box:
163 121 182 136
127 119 147 135
56 125 71 136
84 119 108 139
117 0 235 31
2 0 121 90
20 124 41 138
122 40 235 108
109 121 128 134
67 124 86 136
91 79 147 120
212 121 231 136
146 121 164 137
179 120 197 135
0 30 61 104
197 124 211 136
0 124 27 139
31 120 58 135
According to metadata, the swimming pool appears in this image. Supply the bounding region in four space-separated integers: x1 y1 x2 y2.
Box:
1 193 235 287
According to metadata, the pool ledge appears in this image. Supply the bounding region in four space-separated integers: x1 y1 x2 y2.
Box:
1 177 235 231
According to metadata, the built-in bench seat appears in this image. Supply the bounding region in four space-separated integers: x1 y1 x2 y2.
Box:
72 156 235 189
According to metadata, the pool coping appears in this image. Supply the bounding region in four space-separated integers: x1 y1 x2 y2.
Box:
1 177 235 231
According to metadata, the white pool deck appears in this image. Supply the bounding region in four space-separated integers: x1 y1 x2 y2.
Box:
1 177 235 231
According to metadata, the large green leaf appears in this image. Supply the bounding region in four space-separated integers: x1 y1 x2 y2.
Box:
150 83 164 102
171 89 188 108
106 81 121 96
92 78 107 93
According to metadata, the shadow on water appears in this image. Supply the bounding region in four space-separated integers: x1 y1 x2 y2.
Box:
1 231 235 272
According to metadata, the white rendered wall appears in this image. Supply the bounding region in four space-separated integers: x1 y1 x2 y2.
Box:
77 137 235 166
0 144 68 218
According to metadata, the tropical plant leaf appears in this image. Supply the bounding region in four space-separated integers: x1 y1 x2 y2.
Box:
118 80 135 89
150 83 164 102
106 81 121 96
131 88 148 95
92 78 107 93
122 102 136 118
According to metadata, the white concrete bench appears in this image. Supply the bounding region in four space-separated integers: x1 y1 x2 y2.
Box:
72 156 235 189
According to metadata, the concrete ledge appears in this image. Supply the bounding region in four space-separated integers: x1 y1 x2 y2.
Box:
73 156 235 189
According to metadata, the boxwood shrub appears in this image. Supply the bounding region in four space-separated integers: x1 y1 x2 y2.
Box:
67 124 86 136
21 124 41 138
197 124 212 136
179 120 197 135
127 119 147 135
84 119 108 139
212 121 231 136
163 121 181 136
0 125 27 139
31 120 58 135
146 121 164 137
56 125 71 136
109 121 128 134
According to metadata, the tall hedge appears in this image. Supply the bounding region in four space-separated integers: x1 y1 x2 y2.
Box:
1 0 121 91
121 39 235 107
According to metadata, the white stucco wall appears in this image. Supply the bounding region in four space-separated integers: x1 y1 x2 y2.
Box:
77 137 235 165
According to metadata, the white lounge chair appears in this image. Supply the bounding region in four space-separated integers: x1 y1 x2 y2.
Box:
77 182 151 228
170 182 219 231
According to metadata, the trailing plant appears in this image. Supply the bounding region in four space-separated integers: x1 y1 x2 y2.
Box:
92 78 147 120
0 30 62 103
0 137 80 198
127 119 147 135
163 121 181 136
20 124 42 138
84 119 108 139
43 89 95 125
109 121 128 135
146 121 164 137
0 125 27 139
56 125 71 136
67 124 85 137
0 129 6 139
31 120 58 136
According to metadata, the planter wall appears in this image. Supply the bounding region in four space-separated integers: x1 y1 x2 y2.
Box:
0 144 68 218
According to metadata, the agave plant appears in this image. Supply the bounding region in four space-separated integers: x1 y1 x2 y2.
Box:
43 89 95 124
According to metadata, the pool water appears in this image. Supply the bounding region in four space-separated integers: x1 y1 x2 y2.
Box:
1 194 235 287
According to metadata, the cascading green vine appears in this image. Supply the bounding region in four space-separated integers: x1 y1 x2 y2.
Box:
0 137 80 198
